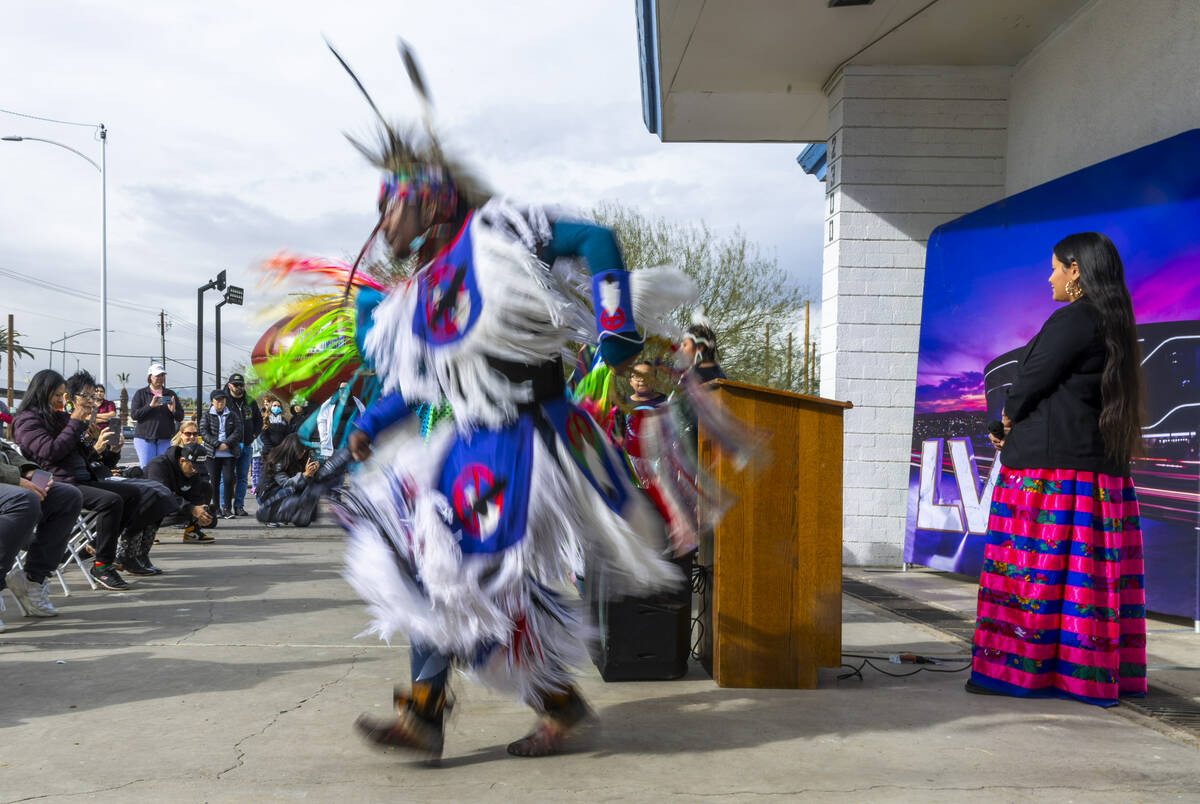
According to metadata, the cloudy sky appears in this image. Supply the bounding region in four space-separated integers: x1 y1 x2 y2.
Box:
0 1 825 399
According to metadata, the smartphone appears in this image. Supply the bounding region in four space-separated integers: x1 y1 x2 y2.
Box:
29 469 53 492
107 418 122 433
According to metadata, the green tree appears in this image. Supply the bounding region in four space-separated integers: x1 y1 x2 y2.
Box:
116 371 131 425
593 203 817 394
0 328 34 363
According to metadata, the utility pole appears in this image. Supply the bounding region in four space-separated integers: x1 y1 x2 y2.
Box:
803 301 811 394
6 315 13 437
764 322 771 385
158 310 168 368
787 332 793 391
811 340 817 393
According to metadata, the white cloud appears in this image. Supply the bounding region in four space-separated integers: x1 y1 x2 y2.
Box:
0 0 824 396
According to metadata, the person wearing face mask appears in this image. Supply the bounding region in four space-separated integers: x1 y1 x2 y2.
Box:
259 396 290 459
130 364 185 467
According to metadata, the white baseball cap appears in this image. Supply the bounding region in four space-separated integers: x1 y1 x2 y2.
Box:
147 363 167 376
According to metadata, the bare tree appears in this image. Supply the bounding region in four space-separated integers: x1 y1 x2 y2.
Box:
593 203 815 393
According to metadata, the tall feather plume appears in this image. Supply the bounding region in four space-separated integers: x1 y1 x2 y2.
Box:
397 38 439 157
325 37 390 132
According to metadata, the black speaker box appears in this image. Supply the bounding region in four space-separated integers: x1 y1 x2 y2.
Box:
587 549 694 681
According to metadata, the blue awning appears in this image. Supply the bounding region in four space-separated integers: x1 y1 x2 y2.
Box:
797 143 827 181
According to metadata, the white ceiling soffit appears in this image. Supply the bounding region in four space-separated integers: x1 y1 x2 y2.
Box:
649 0 1091 142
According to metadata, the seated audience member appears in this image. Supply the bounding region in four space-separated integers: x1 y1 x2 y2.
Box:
256 434 348 527
0 437 84 622
14 370 171 590
144 442 217 551
199 389 242 519
162 422 215 540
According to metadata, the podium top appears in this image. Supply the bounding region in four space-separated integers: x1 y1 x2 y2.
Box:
709 378 853 410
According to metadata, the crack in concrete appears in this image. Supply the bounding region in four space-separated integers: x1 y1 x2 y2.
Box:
216 647 365 780
174 587 216 645
3 778 146 803
673 783 1195 797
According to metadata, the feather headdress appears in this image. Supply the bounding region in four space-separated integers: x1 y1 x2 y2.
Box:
328 39 492 213
324 38 492 296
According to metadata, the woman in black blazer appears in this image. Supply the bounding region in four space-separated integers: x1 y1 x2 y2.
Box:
969 232 1146 707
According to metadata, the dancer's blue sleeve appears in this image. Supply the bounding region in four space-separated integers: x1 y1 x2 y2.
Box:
354 286 386 368
353 391 412 441
543 221 643 368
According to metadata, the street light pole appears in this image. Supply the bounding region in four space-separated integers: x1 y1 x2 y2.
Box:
215 296 226 388
213 284 245 389
3 128 107 387
99 124 108 390
48 328 101 375
196 270 226 414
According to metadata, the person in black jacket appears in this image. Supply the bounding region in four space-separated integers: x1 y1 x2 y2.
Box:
130 363 185 468
198 389 243 518
144 443 217 559
222 373 261 517
256 434 348 527
258 395 290 460
968 232 1147 707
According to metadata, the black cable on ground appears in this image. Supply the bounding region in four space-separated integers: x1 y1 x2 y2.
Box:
690 562 709 661
838 652 972 680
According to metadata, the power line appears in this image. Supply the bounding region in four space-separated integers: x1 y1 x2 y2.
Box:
17 344 229 381
1 266 254 351
0 107 99 129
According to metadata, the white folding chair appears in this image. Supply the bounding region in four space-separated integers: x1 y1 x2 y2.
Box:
61 510 101 591
1 584 28 617
14 542 73 597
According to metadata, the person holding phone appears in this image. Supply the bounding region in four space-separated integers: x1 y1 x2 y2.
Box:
130 363 185 467
13 370 155 591
0 436 84 622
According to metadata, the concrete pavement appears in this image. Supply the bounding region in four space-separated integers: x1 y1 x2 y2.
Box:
2 515 1199 802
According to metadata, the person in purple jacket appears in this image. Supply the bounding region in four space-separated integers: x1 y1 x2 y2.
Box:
14 370 163 590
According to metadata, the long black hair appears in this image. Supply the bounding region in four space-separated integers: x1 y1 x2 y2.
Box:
266 433 312 475
685 323 718 364
17 369 67 434
1053 232 1143 464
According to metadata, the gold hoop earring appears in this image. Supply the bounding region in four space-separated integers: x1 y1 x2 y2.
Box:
1065 279 1084 301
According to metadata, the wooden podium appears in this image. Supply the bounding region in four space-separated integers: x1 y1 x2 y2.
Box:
697 379 850 689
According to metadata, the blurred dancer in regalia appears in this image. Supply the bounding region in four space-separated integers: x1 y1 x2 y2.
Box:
287 41 700 760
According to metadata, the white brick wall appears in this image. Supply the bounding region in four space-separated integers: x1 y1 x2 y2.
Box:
822 65 1010 567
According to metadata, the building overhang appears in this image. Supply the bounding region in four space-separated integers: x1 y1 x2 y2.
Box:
637 0 1091 143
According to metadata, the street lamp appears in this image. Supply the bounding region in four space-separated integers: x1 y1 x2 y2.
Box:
3 126 109 388
196 270 226 411
214 285 245 388
49 327 100 373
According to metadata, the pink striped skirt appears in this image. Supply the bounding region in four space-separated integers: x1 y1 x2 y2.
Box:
970 467 1146 706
